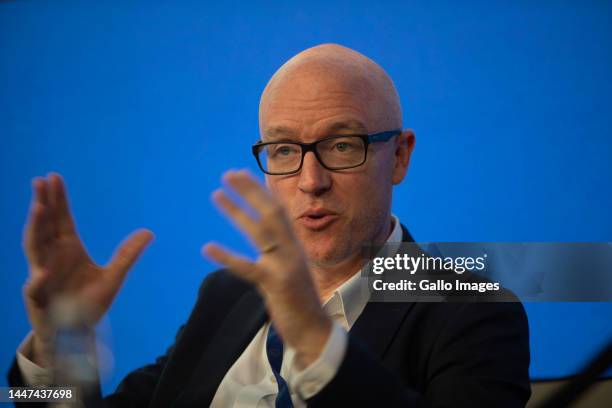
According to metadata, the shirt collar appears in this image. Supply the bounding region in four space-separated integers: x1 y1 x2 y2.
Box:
323 214 403 329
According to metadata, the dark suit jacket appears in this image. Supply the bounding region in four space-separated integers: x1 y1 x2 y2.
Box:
8 225 531 407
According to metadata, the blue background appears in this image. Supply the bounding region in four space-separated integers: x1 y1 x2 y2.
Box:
1 0 611 394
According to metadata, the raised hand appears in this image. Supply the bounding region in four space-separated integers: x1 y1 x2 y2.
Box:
22 173 153 366
203 170 331 369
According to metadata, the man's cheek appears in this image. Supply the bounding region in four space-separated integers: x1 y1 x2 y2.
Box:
271 189 294 213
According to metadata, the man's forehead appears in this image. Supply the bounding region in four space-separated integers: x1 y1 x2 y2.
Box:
260 69 374 140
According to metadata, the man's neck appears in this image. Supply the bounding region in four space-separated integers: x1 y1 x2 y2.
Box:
311 217 396 302
311 256 366 302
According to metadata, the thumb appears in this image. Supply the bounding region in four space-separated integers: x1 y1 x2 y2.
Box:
106 229 154 285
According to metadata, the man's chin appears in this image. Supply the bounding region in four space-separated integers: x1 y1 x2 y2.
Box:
296 224 337 245
294 221 352 260
302 238 351 266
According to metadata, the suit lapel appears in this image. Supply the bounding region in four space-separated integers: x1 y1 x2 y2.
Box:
349 223 417 358
173 289 267 407
349 301 415 358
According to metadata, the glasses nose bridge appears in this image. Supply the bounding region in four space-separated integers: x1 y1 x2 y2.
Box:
298 142 332 194
300 140 330 172
300 141 324 168
301 140 319 154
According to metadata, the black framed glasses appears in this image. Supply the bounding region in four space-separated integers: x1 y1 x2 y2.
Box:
252 129 402 175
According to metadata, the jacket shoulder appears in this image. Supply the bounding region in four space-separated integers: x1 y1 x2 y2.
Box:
196 269 256 305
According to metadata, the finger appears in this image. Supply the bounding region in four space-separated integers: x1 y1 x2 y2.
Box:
223 170 292 242
23 202 46 263
202 242 258 281
223 170 278 220
23 178 53 263
106 229 154 285
212 189 272 248
34 176 49 206
47 173 77 236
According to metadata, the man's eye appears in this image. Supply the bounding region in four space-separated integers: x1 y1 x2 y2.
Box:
270 144 298 157
334 142 354 152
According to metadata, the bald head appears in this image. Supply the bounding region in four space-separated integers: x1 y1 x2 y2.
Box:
259 44 402 138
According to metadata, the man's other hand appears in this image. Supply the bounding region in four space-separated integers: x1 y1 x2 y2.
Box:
22 173 154 367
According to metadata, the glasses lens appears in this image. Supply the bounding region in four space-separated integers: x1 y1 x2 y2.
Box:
257 142 302 174
317 136 366 169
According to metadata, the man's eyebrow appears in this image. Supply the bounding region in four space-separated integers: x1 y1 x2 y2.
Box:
262 120 368 141
324 120 368 134
263 126 298 140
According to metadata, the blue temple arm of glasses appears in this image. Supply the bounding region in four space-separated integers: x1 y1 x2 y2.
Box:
368 129 403 143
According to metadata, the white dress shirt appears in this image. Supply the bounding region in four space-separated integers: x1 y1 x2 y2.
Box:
17 215 403 407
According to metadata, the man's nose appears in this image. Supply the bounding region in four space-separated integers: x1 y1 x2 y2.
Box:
297 152 332 196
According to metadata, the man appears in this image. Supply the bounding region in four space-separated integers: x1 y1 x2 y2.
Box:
9 44 530 407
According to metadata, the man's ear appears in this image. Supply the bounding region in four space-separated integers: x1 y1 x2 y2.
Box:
391 129 415 185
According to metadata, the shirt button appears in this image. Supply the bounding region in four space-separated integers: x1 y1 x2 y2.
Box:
270 375 277 382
